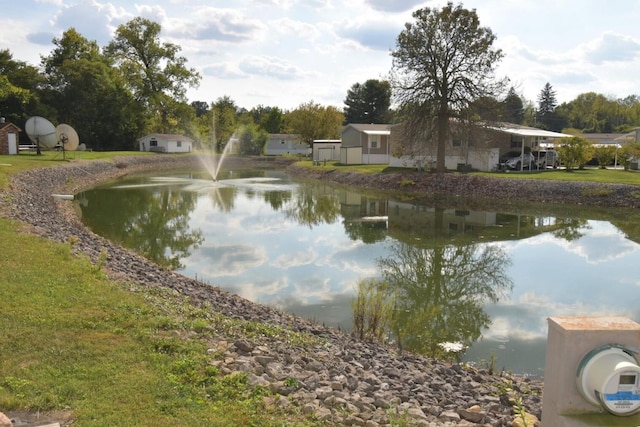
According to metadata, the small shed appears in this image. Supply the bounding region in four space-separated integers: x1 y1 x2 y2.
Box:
340 123 392 165
312 139 341 161
138 133 193 153
0 119 21 155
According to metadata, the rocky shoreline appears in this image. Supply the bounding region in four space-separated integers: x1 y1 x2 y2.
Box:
1 154 599 427
285 163 640 210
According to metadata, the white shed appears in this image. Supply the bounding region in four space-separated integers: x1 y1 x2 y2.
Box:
312 139 341 161
138 133 193 153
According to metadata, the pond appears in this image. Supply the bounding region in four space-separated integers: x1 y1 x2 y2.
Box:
75 167 640 378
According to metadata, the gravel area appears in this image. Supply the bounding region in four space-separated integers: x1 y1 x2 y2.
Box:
4 155 611 426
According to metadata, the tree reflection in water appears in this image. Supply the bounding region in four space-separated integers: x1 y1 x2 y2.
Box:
376 241 513 360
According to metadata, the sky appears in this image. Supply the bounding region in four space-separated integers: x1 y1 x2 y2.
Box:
2 0 640 111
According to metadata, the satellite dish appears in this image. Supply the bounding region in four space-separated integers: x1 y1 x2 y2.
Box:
25 116 57 149
56 124 79 152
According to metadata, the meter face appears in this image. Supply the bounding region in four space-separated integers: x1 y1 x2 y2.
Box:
602 371 640 415
619 374 637 386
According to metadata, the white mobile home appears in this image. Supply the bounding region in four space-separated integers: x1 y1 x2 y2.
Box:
138 133 193 153
265 134 309 156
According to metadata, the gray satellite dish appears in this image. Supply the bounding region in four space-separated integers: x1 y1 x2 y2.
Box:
25 116 58 150
56 124 79 152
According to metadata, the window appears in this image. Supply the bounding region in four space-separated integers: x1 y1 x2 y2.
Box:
452 137 461 147
281 140 286 144
150 139 158 147
177 141 182 147
510 136 523 148
369 135 378 148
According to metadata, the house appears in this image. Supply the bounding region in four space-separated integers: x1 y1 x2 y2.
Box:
312 139 341 162
389 121 571 172
340 123 393 165
264 134 309 156
138 133 193 153
0 119 21 155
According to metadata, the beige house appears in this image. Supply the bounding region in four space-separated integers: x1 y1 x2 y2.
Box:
340 123 393 165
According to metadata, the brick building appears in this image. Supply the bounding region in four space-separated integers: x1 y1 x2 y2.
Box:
0 120 21 155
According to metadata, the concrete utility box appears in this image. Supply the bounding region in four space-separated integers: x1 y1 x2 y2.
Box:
542 316 640 426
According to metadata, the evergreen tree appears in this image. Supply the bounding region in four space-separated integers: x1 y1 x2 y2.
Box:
536 82 560 131
343 79 391 124
502 87 524 124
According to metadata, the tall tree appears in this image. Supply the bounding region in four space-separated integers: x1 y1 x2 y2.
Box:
536 82 561 131
557 92 627 133
40 28 142 150
260 107 285 133
343 79 392 124
0 49 46 130
190 101 209 118
284 101 344 144
248 105 284 133
502 87 524 124
212 96 239 151
105 17 200 132
237 122 268 155
390 2 505 173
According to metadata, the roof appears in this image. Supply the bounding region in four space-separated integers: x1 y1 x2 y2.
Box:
489 123 571 138
0 121 21 132
577 133 626 143
342 123 394 133
138 133 194 142
268 133 300 140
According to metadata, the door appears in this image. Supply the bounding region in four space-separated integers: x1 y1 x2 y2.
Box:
8 133 17 155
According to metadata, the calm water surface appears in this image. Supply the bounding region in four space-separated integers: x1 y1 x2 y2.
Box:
76 169 640 377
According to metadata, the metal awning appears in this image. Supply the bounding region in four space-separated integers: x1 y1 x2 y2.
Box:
490 126 572 138
363 130 390 136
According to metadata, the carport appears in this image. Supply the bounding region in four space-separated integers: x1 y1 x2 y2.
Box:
491 125 572 172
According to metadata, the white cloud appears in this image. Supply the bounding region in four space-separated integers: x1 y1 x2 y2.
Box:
4 0 640 109
584 32 640 64
363 0 424 13
185 9 265 43
239 55 309 80
202 63 247 79
51 0 127 45
336 20 400 51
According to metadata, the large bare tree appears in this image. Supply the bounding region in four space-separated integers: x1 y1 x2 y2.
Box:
390 2 505 173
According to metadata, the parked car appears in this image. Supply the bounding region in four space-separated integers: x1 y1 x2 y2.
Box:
532 150 560 169
499 151 536 170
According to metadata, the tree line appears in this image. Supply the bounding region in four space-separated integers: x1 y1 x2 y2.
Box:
0 18 343 152
2 7 640 156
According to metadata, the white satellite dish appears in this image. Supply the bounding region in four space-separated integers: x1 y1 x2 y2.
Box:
56 124 79 152
25 116 57 149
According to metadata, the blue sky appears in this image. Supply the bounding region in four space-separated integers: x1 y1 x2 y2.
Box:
2 0 640 111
